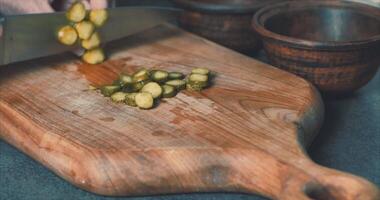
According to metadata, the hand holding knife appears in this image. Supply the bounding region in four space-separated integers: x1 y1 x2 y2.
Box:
0 0 180 65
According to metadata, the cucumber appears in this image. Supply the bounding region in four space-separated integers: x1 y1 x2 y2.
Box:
74 21 95 40
187 73 209 91
111 92 127 103
57 25 78 46
125 93 138 107
66 1 87 23
168 72 185 80
141 82 163 99
81 32 101 50
100 85 120 97
162 85 176 98
89 9 108 27
132 80 150 92
150 70 169 83
82 48 105 64
191 67 210 75
135 92 154 109
165 79 186 90
133 69 150 82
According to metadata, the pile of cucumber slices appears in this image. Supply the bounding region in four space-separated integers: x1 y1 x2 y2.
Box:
57 2 108 64
98 67 212 109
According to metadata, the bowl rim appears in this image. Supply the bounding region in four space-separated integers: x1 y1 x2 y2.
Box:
252 0 380 50
172 0 280 14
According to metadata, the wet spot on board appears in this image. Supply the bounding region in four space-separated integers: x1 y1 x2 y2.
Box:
99 117 115 122
152 130 171 137
72 110 80 115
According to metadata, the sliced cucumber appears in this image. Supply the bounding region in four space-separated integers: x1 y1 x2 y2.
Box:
89 9 108 27
188 73 208 84
191 67 210 75
111 92 127 103
74 21 95 40
132 80 150 92
57 25 78 46
113 74 133 87
187 73 209 91
168 72 185 80
135 92 154 109
165 79 186 90
162 85 177 98
141 82 163 99
100 85 120 97
66 2 87 23
125 93 138 107
81 32 101 50
133 69 150 82
151 70 169 83
82 48 105 64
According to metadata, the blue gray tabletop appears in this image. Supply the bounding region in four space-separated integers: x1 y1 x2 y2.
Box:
1 1 380 200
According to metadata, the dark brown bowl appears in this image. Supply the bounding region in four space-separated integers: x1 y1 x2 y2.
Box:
252 0 380 93
173 0 280 53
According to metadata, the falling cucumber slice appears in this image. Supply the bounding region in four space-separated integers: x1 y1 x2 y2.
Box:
74 21 95 40
81 32 101 50
57 25 78 46
82 48 105 64
66 1 87 23
89 9 108 27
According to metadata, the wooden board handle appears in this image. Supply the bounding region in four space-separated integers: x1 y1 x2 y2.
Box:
280 162 380 200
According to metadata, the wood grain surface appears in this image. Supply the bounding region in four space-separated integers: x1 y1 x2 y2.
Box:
0 25 378 200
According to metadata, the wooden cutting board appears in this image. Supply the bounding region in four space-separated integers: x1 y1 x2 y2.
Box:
0 25 378 200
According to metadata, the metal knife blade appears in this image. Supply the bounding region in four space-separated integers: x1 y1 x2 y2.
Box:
0 7 180 66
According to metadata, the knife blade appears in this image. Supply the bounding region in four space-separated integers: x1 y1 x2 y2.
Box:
0 7 180 66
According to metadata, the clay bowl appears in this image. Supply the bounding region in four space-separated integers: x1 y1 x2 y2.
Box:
173 0 280 53
252 0 380 93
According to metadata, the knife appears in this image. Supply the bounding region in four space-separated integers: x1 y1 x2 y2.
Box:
0 6 180 66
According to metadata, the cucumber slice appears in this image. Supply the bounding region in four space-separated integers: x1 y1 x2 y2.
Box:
187 74 209 91
162 85 177 98
151 70 169 83
141 82 163 99
113 74 133 87
66 2 87 23
125 93 138 107
186 83 205 91
191 67 210 75
82 48 105 64
188 73 208 85
81 32 101 50
89 9 108 27
100 85 120 97
133 69 150 82
135 92 154 109
111 92 127 103
74 21 95 40
165 80 186 90
57 25 78 46
132 80 150 92
168 72 185 80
